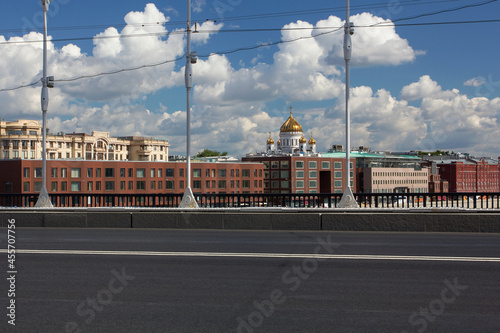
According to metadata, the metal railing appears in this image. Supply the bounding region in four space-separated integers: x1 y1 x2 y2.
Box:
1 192 499 209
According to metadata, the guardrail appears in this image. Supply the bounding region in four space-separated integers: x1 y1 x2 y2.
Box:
1 192 499 209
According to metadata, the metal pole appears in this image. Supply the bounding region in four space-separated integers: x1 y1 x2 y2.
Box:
35 0 53 208
179 0 199 208
338 0 358 208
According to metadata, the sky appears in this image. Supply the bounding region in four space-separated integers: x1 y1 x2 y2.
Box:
1 0 499 157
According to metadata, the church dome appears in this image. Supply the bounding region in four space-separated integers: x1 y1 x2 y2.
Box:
308 135 316 145
299 136 307 144
280 107 303 133
266 135 274 144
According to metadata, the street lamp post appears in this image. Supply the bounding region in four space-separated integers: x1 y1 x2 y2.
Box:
338 0 359 208
179 0 199 208
35 0 54 208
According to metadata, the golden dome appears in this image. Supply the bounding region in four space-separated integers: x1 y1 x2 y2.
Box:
308 136 316 145
277 139 281 146
280 106 303 133
266 132 274 144
299 135 307 144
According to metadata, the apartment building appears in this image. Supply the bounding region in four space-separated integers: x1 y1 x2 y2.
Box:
0 119 170 162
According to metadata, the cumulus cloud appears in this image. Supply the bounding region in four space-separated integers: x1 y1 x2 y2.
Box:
1 5 498 157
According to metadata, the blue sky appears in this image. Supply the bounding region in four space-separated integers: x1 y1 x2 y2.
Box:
1 0 499 156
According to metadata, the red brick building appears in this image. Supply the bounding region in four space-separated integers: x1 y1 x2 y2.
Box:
433 158 500 192
0 159 264 195
242 155 355 193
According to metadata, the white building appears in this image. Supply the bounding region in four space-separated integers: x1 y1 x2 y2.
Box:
265 107 317 156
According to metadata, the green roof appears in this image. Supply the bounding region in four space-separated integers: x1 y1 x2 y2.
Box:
321 152 421 159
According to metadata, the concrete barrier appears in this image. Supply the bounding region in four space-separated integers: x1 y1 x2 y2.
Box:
0 209 499 233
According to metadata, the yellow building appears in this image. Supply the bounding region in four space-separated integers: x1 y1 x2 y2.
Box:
0 119 170 162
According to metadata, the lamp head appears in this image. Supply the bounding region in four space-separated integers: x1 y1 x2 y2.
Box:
41 0 52 12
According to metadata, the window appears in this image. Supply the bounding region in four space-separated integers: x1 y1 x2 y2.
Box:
61 181 67 191
34 182 42 192
242 180 250 188
296 171 304 178
71 168 81 178
23 168 30 178
206 181 211 188
120 168 125 177
157 169 162 178
137 181 146 190
128 181 133 190
296 180 304 188
128 168 133 177
296 161 304 168
271 181 279 188
334 171 342 178
71 182 81 192
104 181 114 191
150 181 156 190
87 168 93 177
334 180 342 187
96 181 101 191
309 171 317 178
193 180 201 189
166 181 174 189
218 169 226 177
334 162 342 169
281 180 289 188
95 168 101 177
309 180 317 188
322 161 330 169
105 168 114 177
158 181 163 190
271 161 279 169
87 181 93 191
218 180 226 189
151 169 155 177
166 169 174 177
350 162 354 169
180 169 184 177
263 161 270 169
280 161 289 169
271 171 279 179
23 182 30 192
137 169 145 178
49 168 57 177
35 168 42 178
281 171 289 178
179 181 184 189
309 161 317 169
193 169 201 178
242 169 250 177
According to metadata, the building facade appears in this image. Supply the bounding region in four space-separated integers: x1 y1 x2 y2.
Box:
429 158 500 192
0 160 264 195
0 119 170 162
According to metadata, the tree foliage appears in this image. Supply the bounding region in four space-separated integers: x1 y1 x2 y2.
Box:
196 149 228 157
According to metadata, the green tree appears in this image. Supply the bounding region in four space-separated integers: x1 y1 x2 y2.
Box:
196 149 228 157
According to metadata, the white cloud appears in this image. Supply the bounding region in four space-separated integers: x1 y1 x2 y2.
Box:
464 76 486 87
1 6 498 157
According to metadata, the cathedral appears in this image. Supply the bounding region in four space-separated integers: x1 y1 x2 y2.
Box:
265 107 317 156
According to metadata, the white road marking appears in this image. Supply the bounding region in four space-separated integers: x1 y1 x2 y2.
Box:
1 249 500 262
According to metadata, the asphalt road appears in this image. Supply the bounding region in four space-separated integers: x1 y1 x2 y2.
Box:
1 228 499 333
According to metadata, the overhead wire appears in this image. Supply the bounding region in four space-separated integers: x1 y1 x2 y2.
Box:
0 0 498 91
